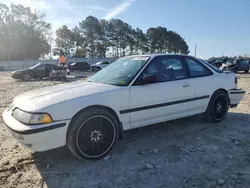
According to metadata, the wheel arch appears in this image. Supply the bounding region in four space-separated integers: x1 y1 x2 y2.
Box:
215 88 229 96
68 105 124 139
211 88 230 106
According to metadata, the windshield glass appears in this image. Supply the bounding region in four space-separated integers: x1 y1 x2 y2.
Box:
88 56 149 86
29 63 42 69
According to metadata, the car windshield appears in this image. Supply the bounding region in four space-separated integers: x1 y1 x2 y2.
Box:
87 56 150 86
29 63 42 69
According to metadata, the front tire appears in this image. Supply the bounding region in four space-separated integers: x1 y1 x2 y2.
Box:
67 108 119 160
22 73 32 81
203 90 229 123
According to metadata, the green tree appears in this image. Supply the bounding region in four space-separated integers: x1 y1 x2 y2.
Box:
79 16 101 58
53 15 189 58
0 3 51 60
146 28 159 53
54 25 74 56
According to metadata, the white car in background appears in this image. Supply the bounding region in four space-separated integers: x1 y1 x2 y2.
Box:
3 54 245 160
90 61 110 71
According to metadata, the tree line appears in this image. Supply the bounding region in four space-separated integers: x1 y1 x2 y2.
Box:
54 16 190 58
0 3 189 61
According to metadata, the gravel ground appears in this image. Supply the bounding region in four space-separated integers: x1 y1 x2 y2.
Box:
0 72 250 188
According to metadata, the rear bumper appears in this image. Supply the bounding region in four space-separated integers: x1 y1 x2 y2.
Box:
2 108 70 152
229 89 246 108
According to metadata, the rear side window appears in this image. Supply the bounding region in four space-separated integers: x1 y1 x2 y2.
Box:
199 59 223 73
185 57 212 77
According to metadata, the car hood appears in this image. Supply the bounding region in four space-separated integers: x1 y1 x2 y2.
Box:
12 81 121 112
12 69 29 74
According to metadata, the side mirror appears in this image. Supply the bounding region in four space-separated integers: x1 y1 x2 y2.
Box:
141 74 157 85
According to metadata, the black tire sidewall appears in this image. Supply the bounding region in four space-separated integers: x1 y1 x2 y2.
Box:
67 108 119 160
206 91 229 123
23 73 32 81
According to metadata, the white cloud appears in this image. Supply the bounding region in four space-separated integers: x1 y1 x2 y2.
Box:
2 0 51 11
103 0 136 20
1 0 109 31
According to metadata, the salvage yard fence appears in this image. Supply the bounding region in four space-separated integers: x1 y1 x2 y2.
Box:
0 57 116 71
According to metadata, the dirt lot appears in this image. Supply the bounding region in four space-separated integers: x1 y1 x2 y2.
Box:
0 72 250 188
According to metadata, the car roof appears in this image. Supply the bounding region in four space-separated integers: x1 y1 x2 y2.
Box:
123 54 194 59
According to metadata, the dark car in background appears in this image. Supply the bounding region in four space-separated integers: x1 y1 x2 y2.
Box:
207 59 216 64
90 61 110 71
222 59 250 73
211 58 228 68
12 63 60 81
68 62 90 71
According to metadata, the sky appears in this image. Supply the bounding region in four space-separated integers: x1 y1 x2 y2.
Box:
2 0 250 59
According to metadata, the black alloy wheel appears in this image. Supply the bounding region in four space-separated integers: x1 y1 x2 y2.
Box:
76 116 116 158
67 108 119 160
212 94 228 121
203 90 229 123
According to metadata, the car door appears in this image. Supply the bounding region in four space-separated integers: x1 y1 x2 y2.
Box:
239 59 249 71
34 64 46 78
128 55 195 128
75 62 81 71
184 57 214 113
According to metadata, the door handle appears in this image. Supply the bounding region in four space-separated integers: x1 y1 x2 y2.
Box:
182 83 190 88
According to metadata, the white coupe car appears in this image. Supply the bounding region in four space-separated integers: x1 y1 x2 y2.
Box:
3 54 246 160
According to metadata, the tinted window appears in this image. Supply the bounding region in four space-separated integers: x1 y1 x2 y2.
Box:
76 62 81 67
35 64 46 70
185 57 212 77
76 62 88 67
241 60 249 64
144 56 188 82
30 63 42 69
102 62 109 65
199 59 223 73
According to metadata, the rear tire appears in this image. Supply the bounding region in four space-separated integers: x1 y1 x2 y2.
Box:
245 69 249 73
67 108 119 160
203 90 229 123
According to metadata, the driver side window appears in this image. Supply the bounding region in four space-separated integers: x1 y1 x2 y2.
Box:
136 56 187 85
35 64 46 70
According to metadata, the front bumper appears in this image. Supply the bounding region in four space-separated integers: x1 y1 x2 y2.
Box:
229 88 246 108
11 74 21 79
2 108 70 152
